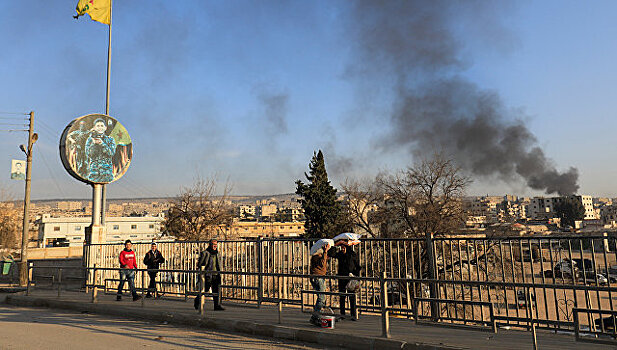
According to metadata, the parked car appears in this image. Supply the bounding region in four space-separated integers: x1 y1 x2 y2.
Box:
572 258 593 271
580 272 608 285
553 259 578 280
516 290 535 309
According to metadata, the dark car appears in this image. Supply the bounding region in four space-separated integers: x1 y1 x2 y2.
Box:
517 290 535 309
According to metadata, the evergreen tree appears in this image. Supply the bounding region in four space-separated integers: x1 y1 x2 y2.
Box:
296 150 349 238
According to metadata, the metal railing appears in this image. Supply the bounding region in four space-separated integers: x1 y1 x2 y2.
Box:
22 234 606 340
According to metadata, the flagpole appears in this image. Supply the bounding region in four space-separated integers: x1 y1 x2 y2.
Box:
100 0 112 227
93 0 112 240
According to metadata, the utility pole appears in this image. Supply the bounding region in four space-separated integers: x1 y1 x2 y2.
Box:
19 111 37 286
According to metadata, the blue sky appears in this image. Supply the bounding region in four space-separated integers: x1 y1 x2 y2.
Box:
1 1 617 200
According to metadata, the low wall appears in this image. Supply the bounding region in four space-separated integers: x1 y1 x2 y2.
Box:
28 247 83 260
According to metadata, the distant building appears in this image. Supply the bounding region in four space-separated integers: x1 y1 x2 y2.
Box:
257 204 277 218
463 196 502 223
56 201 82 211
238 205 257 218
220 221 305 239
527 195 596 221
278 208 304 222
36 214 165 247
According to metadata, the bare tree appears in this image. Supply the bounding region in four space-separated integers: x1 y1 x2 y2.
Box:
377 153 471 238
0 185 20 249
341 178 386 237
164 177 233 241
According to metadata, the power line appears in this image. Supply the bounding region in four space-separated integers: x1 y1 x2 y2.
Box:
0 111 28 116
35 143 66 198
37 119 61 140
0 129 28 132
0 123 28 126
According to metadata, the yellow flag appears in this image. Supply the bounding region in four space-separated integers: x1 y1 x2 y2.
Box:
74 0 111 25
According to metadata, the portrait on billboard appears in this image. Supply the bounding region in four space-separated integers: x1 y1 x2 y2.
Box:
10 159 26 180
60 114 132 184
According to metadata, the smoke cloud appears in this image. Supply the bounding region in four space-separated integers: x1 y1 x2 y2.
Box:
257 91 289 136
348 1 579 195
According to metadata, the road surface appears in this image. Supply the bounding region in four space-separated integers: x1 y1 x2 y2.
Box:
0 305 338 350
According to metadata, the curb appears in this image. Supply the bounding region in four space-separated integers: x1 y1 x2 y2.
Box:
4 295 464 350
0 287 26 293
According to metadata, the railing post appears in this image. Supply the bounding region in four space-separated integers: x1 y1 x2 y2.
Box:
57 268 62 298
425 232 439 321
141 270 145 308
91 266 98 303
26 262 33 296
257 237 264 308
278 275 283 324
489 303 497 333
199 266 205 316
527 287 537 350
380 272 390 338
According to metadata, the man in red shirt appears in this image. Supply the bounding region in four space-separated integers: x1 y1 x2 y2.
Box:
116 240 142 301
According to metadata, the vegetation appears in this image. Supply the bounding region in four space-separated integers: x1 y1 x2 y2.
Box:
0 186 20 249
164 176 233 240
554 197 585 228
296 150 351 238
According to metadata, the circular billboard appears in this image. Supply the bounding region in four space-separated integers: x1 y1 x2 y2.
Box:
60 114 132 184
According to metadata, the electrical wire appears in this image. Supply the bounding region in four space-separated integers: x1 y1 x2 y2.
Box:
34 143 66 198
37 119 61 140
0 112 28 116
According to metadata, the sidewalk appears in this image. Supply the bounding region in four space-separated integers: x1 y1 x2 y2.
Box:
3 290 613 350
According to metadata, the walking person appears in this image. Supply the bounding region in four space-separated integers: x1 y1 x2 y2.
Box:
310 241 331 322
116 240 142 301
194 239 225 311
143 242 165 298
329 240 361 319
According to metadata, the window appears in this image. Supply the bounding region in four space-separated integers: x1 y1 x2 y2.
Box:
72 237 81 240
113 235 120 239
53 226 60 232
149 224 154 229
75 226 81 231
130 235 137 238
113 225 119 230
131 225 137 230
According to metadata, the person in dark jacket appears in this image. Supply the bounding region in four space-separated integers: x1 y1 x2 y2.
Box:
329 240 361 318
194 239 225 311
143 242 165 298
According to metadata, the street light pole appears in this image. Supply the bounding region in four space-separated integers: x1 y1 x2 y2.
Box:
19 111 37 286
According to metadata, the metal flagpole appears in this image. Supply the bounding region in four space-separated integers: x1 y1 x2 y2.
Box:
92 0 112 239
100 0 112 228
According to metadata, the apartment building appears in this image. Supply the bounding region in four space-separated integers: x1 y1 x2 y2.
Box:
220 221 305 238
36 214 165 247
527 195 596 221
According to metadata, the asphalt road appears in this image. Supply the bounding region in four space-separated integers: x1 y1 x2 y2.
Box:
0 305 337 350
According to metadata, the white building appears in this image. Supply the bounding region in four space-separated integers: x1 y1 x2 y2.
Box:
527 195 596 221
36 214 165 247
238 205 257 218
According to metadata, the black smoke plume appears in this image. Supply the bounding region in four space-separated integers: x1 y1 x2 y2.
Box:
348 1 578 195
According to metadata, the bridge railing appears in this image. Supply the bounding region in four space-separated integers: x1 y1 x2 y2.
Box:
76 234 617 337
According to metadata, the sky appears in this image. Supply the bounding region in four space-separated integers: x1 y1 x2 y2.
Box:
1 1 617 200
